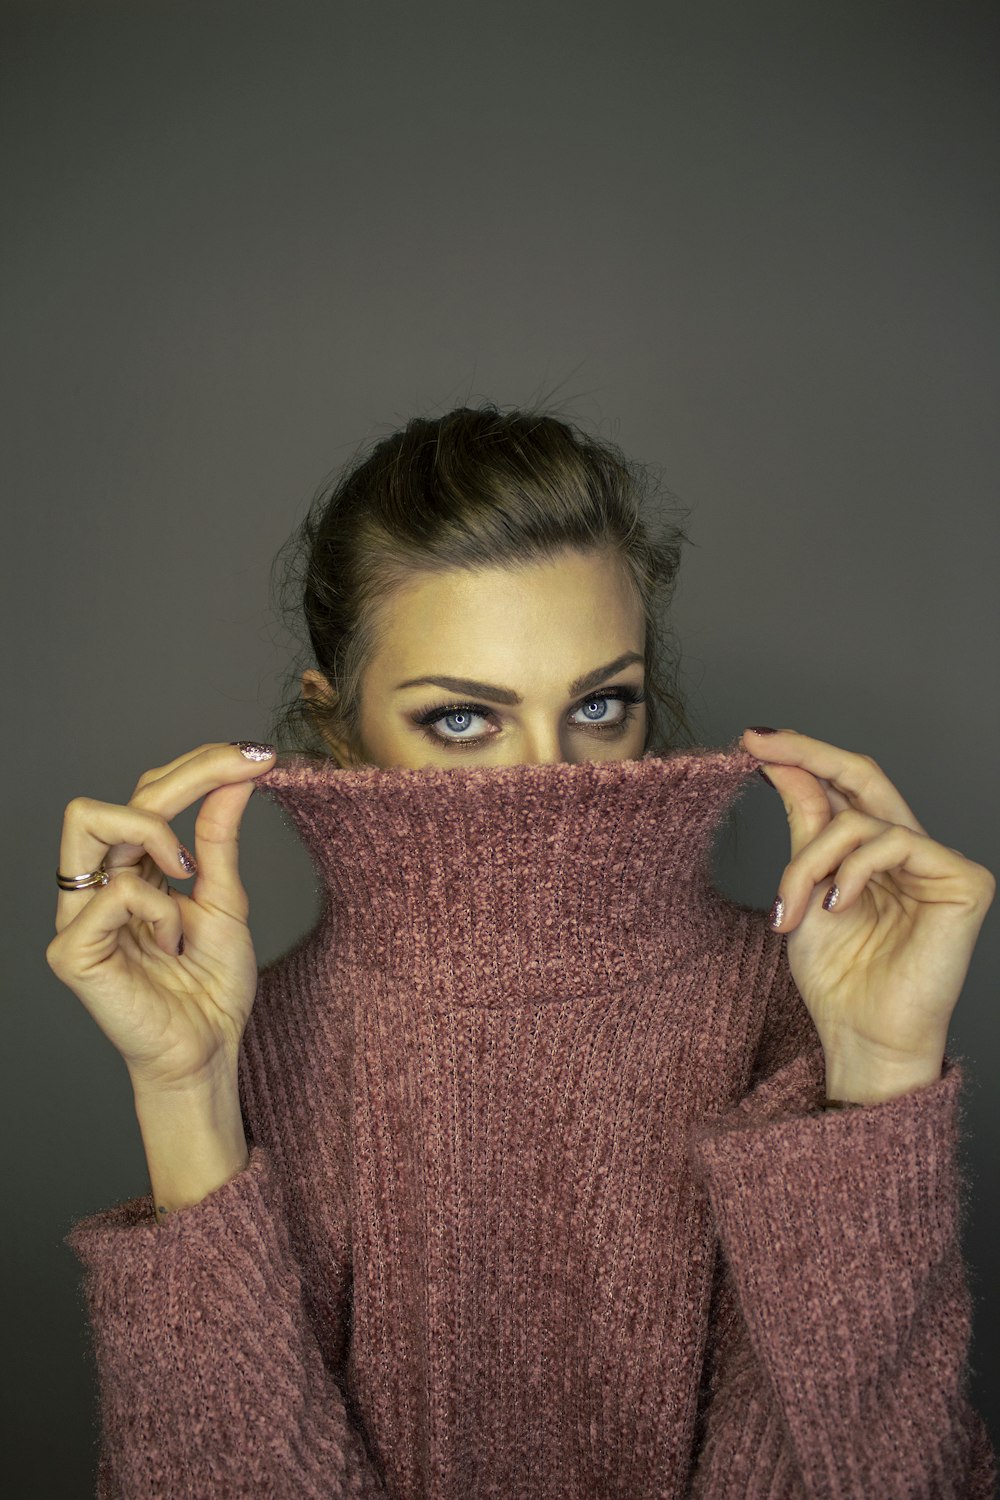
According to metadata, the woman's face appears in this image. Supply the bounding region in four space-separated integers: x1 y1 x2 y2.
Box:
302 549 649 770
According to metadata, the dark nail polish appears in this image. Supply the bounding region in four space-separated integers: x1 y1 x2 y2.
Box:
176 933 185 956
747 725 777 735
756 767 777 789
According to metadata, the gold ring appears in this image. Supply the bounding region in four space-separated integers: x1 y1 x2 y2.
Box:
56 863 110 891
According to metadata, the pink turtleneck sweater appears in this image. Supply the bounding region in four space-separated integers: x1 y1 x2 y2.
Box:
64 740 995 1498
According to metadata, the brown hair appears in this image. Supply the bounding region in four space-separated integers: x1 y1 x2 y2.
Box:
268 400 701 764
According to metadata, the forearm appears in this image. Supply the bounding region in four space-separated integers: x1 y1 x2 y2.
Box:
133 1076 250 1222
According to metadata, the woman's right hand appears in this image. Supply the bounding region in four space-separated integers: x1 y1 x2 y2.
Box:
46 742 277 1096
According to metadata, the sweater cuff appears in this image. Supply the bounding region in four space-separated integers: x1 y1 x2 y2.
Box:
63 1142 273 1268
686 1045 966 1338
688 1043 963 1208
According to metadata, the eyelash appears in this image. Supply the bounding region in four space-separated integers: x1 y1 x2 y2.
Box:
411 684 647 750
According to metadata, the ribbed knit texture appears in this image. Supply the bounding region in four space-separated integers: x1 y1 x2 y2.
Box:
64 737 996 1499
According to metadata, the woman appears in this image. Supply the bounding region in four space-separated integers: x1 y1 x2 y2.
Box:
50 405 996 1498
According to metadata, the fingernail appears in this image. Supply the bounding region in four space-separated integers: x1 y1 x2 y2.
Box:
756 767 777 789
177 844 197 874
231 741 275 761
176 933 185 956
768 893 785 929
822 883 840 911
746 725 777 735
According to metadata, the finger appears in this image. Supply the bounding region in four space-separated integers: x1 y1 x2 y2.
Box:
55 799 199 933
129 742 276 827
47 873 184 985
817 826 993 916
756 760 836 865
187 779 258 924
743 728 927 833
816 777 854 816
773 808 889 928
122 743 275 926
129 740 267 798
54 743 274 927
57 744 271 894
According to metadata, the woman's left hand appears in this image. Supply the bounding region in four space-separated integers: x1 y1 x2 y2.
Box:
742 727 996 1099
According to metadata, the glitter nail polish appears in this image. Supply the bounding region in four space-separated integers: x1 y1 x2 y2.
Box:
231 741 275 761
769 894 785 929
822 883 840 911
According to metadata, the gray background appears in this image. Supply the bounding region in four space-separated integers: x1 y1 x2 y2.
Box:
3 0 997 1491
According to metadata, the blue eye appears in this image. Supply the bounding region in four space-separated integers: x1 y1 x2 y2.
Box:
575 696 620 725
438 706 489 739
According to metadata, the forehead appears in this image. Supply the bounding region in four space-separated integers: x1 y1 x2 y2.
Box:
367 555 645 687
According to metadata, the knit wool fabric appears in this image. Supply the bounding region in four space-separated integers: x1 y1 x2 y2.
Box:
64 738 996 1499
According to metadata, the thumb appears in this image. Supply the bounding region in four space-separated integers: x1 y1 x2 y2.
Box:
759 761 832 860
188 779 257 920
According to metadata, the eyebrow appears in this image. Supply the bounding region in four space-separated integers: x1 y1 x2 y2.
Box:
394 651 645 705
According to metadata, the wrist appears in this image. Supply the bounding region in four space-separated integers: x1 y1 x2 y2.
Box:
132 1074 249 1221
132 1070 242 1125
823 1048 944 1106
128 1046 242 1101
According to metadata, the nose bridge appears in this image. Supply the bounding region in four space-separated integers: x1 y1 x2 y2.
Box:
520 713 570 765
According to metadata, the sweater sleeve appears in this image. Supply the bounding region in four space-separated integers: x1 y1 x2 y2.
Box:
63 958 389 1499
685 944 997 1500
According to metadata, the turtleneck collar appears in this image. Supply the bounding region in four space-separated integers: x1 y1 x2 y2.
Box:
253 736 765 1009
